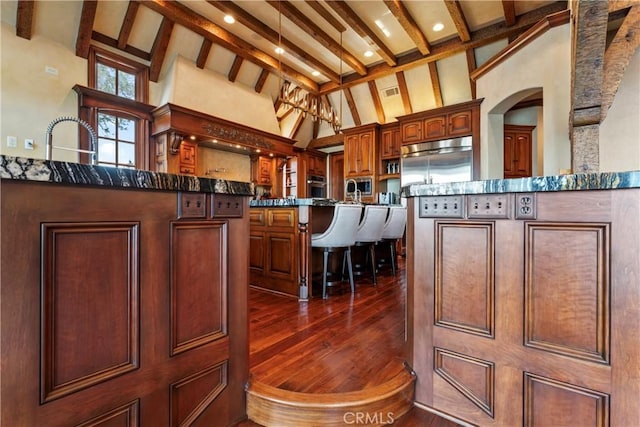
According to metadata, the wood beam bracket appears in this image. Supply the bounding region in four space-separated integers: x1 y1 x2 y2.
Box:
169 132 184 154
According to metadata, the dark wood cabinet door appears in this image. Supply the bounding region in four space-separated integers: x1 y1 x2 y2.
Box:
179 141 197 175
330 152 344 200
258 157 272 185
504 125 534 178
424 116 447 139
448 110 473 136
402 120 422 143
380 128 400 159
358 131 375 176
344 134 361 176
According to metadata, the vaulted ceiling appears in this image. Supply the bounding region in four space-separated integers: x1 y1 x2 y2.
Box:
5 0 632 145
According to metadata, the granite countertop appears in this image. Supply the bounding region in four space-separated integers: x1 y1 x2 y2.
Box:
0 156 253 195
401 170 640 197
250 198 340 207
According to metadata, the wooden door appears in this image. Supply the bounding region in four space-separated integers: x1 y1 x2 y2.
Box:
330 152 344 200
504 125 534 178
358 131 375 176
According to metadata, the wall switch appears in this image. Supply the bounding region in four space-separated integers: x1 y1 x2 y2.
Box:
7 136 17 148
467 194 511 219
24 139 34 150
419 196 465 218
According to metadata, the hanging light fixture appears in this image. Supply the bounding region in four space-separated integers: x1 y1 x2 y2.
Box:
276 4 342 132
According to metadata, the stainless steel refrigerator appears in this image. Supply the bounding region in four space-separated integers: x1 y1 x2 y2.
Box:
400 136 473 186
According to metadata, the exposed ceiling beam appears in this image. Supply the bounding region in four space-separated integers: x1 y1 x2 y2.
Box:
395 71 412 114
368 80 386 124
228 56 243 83
325 1 397 67
142 0 319 93
465 49 477 99
307 133 345 150
118 1 139 50
255 69 270 93
92 31 151 61
319 1 567 95
383 0 430 55
601 6 640 122
208 0 340 84
196 39 213 69
444 0 471 42
570 0 609 173
16 0 34 40
344 87 361 126
289 111 305 139
149 17 173 82
305 0 346 33
428 62 443 108
265 0 367 76
76 0 98 58
502 0 517 27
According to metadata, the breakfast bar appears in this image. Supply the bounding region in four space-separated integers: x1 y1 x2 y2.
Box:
402 171 640 426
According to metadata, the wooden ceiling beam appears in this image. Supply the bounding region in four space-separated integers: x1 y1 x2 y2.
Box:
428 62 443 108
76 0 98 58
208 0 340 84
16 0 34 40
502 0 517 27
149 18 173 82
307 133 345 150
383 0 431 55
118 1 139 50
344 88 361 126
444 0 471 42
289 112 305 140
91 31 151 61
396 71 412 115
325 1 397 67
228 56 243 83
601 5 640 122
265 0 367 76
368 80 386 124
196 38 213 69
255 69 270 93
465 49 477 99
142 0 318 93
305 0 346 33
318 1 567 95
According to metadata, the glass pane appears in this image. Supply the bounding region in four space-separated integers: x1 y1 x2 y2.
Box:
98 138 116 163
117 118 135 142
117 70 136 100
97 64 116 95
97 113 116 137
118 142 135 166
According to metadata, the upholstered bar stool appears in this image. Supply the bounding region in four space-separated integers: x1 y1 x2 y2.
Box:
311 203 363 299
352 205 389 285
377 206 407 276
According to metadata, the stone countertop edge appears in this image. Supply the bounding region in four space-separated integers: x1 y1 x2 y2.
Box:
401 170 640 197
250 198 340 207
0 156 254 196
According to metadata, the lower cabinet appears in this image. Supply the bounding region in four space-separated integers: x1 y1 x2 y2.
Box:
407 190 640 426
1 181 249 426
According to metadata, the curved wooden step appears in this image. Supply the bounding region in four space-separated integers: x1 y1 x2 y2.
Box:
246 362 416 427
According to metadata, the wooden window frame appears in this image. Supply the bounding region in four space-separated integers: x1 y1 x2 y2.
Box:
88 46 149 104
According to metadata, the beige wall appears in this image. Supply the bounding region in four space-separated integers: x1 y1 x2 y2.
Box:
477 25 572 179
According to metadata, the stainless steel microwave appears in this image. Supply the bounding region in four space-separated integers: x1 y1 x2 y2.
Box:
345 177 373 198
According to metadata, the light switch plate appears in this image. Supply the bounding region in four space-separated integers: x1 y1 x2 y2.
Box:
7 136 17 148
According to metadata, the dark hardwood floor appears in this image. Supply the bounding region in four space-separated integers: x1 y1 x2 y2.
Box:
237 257 458 426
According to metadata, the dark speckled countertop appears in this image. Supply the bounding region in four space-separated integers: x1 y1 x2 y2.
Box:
401 170 640 197
249 198 340 207
0 155 253 195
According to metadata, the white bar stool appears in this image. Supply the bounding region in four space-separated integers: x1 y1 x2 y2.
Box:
352 205 388 285
378 206 407 276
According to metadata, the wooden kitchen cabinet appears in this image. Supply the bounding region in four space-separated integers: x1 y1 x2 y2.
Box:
179 140 197 175
399 99 480 144
504 124 534 178
253 156 273 186
380 123 401 179
306 151 327 177
343 123 378 177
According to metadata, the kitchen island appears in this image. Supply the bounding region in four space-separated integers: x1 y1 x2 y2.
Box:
1 156 252 426
402 171 640 426
249 198 340 300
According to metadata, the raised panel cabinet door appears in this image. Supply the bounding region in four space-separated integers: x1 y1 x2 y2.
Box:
504 132 516 176
513 133 532 177
391 128 401 157
381 129 395 159
358 131 375 176
401 121 422 143
423 116 447 140
344 134 361 176
259 157 272 185
179 141 197 167
504 125 534 179
448 110 473 136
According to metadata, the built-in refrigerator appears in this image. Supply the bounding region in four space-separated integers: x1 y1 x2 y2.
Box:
400 136 473 186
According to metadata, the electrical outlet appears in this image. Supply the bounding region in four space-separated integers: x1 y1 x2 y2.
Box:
419 196 465 218
24 139 34 150
467 194 511 219
7 136 17 148
178 192 206 219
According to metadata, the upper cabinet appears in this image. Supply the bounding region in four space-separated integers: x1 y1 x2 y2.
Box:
343 123 378 178
304 150 327 177
379 123 401 179
178 140 197 175
254 156 273 186
398 99 482 180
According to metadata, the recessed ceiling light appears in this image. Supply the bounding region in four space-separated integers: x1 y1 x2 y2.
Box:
224 15 235 24
275 46 285 54
312 70 320 77
433 22 444 32
364 50 374 58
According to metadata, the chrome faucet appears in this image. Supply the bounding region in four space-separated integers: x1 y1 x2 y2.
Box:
346 178 362 204
45 116 98 164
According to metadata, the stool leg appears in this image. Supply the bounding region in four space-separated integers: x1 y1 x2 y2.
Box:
369 243 377 285
390 240 397 276
345 248 355 293
322 249 329 299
